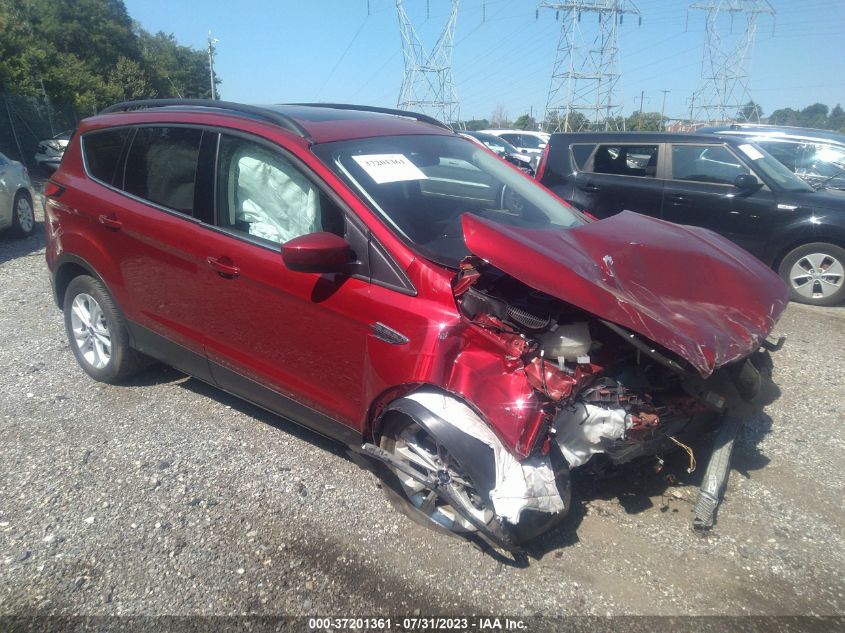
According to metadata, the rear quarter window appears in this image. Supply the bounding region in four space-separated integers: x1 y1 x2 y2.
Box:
570 144 595 170
123 127 203 215
82 128 132 185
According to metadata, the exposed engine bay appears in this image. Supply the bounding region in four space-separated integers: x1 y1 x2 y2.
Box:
443 256 776 534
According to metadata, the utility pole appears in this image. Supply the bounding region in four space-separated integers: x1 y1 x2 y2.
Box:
40 79 55 136
660 89 670 130
638 89 645 129
207 31 219 100
396 0 461 126
537 1 641 132
687 0 775 124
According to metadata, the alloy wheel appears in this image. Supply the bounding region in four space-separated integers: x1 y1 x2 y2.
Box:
16 196 34 233
389 423 493 532
789 252 844 301
70 293 112 369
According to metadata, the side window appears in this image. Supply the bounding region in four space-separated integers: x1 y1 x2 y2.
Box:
671 145 748 185
592 144 659 177
499 134 520 146
83 128 132 185
123 127 202 215
570 144 595 170
519 135 544 150
215 135 344 245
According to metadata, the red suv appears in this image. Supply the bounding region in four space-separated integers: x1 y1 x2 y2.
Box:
45 100 788 551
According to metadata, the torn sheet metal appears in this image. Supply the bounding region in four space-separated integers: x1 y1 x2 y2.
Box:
461 211 789 377
405 390 566 524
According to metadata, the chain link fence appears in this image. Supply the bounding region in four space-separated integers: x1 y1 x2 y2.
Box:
0 93 80 167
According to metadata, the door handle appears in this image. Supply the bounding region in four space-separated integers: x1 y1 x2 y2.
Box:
98 214 123 230
669 194 689 204
206 256 240 278
581 183 600 192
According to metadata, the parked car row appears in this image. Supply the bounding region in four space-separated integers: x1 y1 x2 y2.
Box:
535 131 845 306
0 151 36 238
43 100 787 552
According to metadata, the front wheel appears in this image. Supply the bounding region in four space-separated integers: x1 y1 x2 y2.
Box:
379 415 518 548
778 242 845 306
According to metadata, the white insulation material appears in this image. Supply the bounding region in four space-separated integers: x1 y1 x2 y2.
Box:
405 391 566 524
233 152 320 243
554 403 628 468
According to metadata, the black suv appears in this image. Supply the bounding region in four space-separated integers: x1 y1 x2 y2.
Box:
537 132 845 306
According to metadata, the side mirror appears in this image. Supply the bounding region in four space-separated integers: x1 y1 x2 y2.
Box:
281 232 353 273
734 174 761 194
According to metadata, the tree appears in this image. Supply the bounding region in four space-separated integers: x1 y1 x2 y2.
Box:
768 107 800 126
543 110 588 132
107 56 156 101
490 104 509 127
513 114 536 130
462 119 490 131
799 103 829 129
625 111 664 131
828 105 845 133
739 100 763 122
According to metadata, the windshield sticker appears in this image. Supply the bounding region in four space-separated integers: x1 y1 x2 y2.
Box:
352 154 428 184
738 144 764 160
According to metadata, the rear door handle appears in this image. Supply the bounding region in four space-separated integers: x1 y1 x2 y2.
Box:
669 194 690 204
206 256 240 278
98 214 123 230
581 183 600 192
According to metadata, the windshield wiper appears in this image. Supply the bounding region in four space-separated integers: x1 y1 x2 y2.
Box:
809 165 845 190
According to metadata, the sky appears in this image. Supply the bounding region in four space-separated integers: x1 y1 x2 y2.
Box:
123 0 845 123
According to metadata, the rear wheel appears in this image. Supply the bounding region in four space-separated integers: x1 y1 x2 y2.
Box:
11 191 34 238
778 242 845 306
63 275 145 383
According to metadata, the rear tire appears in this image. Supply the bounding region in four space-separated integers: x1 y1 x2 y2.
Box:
778 242 845 306
11 191 34 238
63 275 145 383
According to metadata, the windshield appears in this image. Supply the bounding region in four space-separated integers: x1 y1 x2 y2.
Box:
469 132 519 155
312 134 582 266
734 143 814 192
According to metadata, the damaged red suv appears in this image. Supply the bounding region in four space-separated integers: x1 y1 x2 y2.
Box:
45 100 788 551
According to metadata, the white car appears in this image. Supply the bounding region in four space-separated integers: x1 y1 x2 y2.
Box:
34 131 72 172
0 152 36 238
479 129 550 158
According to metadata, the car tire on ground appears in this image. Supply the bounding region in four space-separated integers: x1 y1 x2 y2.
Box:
10 191 35 238
378 414 517 548
63 275 146 383
778 242 845 306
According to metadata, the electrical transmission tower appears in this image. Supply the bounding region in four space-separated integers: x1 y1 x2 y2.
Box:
538 1 640 133
688 0 775 124
396 0 461 125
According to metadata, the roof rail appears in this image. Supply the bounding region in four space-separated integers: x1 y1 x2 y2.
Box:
98 99 310 138
287 103 453 131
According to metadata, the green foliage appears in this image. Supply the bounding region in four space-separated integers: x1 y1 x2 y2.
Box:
768 103 844 131
462 119 490 131
543 111 588 132
625 111 664 132
513 114 537 131
739 100 763 121
0 0 217 116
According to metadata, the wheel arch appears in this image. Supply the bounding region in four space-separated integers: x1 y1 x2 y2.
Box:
770 229 845 271
52 253 111 310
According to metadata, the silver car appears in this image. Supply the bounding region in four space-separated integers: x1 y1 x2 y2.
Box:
0 152 36 238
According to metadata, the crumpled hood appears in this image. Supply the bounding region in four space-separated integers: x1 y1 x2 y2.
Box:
462 211 789 377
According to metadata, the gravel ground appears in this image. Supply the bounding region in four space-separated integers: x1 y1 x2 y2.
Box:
1 190 843 623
